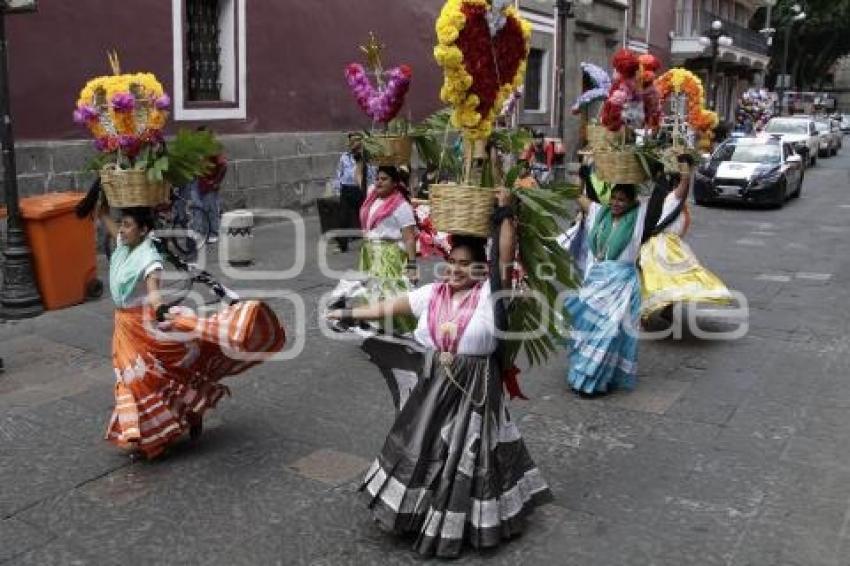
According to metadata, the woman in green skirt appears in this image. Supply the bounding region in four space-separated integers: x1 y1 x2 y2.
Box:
331 165 418 335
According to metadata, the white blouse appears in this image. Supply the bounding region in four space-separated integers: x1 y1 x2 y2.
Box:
407 280 497 356
657 192 686 236
363 189 416 244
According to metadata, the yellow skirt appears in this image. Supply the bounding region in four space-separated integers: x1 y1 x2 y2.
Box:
639 233 732 318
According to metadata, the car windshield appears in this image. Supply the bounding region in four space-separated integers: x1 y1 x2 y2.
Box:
714 143 781 164
765 120 809 134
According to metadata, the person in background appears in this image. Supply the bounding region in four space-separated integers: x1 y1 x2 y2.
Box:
521 131 555 183
334 133 376 253
190 126 227 244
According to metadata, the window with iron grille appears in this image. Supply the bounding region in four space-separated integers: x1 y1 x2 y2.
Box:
174 0 244 120
524 48 546 112
186 0 222 101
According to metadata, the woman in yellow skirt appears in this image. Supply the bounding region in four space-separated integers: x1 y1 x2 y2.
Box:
640 157 732 322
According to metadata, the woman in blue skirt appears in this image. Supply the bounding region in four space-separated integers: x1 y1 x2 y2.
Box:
566 183 647 396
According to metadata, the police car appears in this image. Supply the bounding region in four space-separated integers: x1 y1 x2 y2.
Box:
694 136 804 208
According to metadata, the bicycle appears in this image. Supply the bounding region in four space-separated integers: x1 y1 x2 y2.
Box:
100 182 212 262
154 234 239 308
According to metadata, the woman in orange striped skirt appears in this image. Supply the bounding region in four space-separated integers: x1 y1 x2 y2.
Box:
100 206 285 459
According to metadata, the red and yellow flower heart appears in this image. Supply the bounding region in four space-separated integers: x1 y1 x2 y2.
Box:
435 0 531 140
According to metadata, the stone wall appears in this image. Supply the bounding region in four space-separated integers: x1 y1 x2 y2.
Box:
0 132 348 214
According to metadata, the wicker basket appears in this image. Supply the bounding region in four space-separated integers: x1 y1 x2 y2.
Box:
100 165 170 208
372 135 413 165
586 125 613 149
593 149 648 185
429 183 494 237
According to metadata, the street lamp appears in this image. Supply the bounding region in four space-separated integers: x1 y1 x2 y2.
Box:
760 0 778 47
700 19 734 112
555 0 592 180
0 0 43 319
778 3 806 115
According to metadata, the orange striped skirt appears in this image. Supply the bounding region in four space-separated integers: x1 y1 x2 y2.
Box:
106 301 285 459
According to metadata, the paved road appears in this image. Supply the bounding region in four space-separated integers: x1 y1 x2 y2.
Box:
2 148 850 565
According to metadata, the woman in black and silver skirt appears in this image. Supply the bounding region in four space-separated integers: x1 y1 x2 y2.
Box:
327 188 551 557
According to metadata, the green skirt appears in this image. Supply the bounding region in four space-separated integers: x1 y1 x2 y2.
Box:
355 240 417 335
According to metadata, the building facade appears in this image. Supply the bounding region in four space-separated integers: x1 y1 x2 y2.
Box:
2 1 446 209
669 0 771 123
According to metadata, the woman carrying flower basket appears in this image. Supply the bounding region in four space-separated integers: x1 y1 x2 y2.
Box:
327 188 551 557
330 165 419 335
640 156 732 323
566 183 650 396
98 206 285 459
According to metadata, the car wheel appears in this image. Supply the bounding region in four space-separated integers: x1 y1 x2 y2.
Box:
772 181 787 208
793 174 803 198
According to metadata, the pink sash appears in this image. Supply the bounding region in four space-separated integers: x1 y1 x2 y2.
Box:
359 186 406 231
427 282 483 353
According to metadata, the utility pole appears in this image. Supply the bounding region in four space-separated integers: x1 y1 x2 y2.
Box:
0 0 43 319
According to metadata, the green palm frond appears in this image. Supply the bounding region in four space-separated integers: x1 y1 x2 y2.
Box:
503 182 580 369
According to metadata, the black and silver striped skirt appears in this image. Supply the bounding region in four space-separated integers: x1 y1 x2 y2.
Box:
360 336 552 558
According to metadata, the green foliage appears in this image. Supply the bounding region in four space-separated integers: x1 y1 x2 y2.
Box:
146 129 222 187
503 182 581 369
757 0 850 90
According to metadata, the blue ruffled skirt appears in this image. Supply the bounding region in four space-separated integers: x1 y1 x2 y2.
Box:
564 260 640 394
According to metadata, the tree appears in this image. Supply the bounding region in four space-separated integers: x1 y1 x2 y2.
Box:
753 0 850 90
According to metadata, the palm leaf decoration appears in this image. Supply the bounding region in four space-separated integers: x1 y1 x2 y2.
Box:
143 129 222 188
504 177 581 370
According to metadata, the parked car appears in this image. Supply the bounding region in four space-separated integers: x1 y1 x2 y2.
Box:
813 118 841 157
694 136 804 208
763 117 819 167
832 118 843 150
839 114 850 134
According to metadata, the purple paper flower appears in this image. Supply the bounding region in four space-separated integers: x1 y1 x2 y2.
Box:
111 92 135 113
154 94 171 110
73 104 99 124
571 62 613 113
344 63 412 123
94 137 110 152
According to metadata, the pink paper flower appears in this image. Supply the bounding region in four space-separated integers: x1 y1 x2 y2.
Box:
345 63 412 123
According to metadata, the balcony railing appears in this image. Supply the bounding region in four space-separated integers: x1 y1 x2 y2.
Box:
675 8 769 56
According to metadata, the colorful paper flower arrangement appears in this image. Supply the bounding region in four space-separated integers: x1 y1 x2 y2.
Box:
434 0 531 140
600 49 663 133
74 72 170 158
655 68 718 134
344 33 413 125
571 62 612 114
345 63 412 124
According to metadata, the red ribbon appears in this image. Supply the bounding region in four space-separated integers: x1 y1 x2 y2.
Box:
502 364 528 400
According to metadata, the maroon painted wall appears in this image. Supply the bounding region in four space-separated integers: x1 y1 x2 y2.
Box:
246 1 444 133
6 1 173 140
6 1 445 141
649 0 675 68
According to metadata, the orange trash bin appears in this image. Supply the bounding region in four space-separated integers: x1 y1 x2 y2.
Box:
18 192 102 311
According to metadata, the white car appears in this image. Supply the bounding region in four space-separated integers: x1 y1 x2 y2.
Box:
813 119 840 157
763 117 819 167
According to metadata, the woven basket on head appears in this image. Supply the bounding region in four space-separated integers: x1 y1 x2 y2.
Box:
593 150 648 185
100 165 170 208
586 125 613 150
372 135 413 165
429 183 494 237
